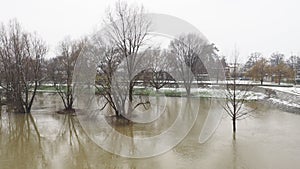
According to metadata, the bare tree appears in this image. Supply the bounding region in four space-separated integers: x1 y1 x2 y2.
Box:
286 55 300 84
271 60 294 85
44 57 64 86
246 57 269 85
0 55 5 105
222 50 254 140
268 52 295 84
145 48 173 91
270 52 284 66
169 33 213 95
104 0 151 102
243 52 262 70
55 37 84 112
0 20 47 113
89 1 151 117
94 40 123 116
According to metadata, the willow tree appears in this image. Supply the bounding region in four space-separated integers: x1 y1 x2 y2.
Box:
0 20 47 113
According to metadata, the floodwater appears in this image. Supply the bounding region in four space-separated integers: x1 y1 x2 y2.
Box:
1 93 300 169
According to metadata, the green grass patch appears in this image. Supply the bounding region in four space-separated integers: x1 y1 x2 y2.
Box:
162 90 185 97
37 85 56 91
133 88 152 95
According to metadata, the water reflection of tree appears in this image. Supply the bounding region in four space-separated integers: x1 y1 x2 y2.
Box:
0 112 46 169
232 141 238 169
55 114 92 169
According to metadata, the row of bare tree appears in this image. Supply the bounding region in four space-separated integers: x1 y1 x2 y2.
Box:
0 1 220 115
0 1 269 140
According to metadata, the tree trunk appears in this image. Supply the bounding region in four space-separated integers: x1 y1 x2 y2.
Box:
129 81 134 102
233 117 236 140
186 86 191 96
15 96 25 113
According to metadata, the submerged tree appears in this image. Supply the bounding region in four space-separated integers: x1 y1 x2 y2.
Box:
222 50 254 139
104 0 151 103
94 40 123 116
90 0 151 117
55 37 84 111
0 20 47 113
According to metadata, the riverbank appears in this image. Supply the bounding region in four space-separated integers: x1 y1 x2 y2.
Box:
156 85 300 114
253 86 300 114
28 83 300 114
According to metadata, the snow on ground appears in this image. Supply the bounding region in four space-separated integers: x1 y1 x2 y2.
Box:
258 85 300 111
157 86 267 101
260 85 300 96
157 84 300 110
269 98 300 109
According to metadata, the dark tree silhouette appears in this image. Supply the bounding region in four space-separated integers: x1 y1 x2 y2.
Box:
0 20 47 113
55 37 84 111
222 50 254 140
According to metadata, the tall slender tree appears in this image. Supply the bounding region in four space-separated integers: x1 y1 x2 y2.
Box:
222 49 254 140
55 37 84 111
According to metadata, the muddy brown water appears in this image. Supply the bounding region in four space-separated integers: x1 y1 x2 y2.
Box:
0 93 300 169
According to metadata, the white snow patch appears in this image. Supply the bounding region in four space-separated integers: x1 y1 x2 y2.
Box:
156 87 266 100
260 86 300 96
269 98 300 108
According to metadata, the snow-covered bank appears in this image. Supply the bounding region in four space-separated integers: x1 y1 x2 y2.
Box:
259 86 300 96
252 86 300 113
158 87 267 100
158 86 300 113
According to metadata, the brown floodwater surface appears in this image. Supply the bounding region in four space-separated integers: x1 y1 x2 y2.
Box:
0 93 300 169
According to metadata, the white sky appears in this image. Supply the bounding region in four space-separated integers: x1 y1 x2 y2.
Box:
1 0 300 63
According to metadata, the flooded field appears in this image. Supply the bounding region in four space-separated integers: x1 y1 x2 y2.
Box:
1 93 300 169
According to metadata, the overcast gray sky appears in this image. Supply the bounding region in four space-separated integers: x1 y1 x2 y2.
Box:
1 0 299 63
